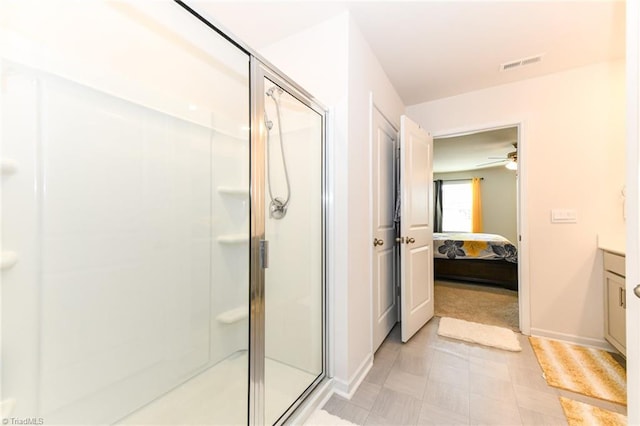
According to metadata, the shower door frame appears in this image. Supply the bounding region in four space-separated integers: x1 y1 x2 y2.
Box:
173 2 328 423
249 59 329 426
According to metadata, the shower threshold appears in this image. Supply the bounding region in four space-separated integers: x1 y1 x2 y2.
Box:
118 351 316 425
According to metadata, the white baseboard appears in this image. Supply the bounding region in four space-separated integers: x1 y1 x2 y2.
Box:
332 353 373 399
530 328 616 351
288 354 373 424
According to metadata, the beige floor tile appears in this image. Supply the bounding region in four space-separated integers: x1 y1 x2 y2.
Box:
432 349 470 371
508 365 555 394
401 340 435 358
364 412 408 426
366 356 395 385
422 380 469 417
369 387 422 425
468 356 511 382
518 407 567 426
395 351 431 377
417 402 470 425
430 337 471 357
376 340 401 362
358 320 627 426
469 372 517 405
469 393 522 425
350 381 382 411
513 385 565 418
384 365 429 399
467 345 508 363
428 363 470 391
322 395 370 425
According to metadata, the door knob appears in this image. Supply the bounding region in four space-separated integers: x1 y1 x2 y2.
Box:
395 237 404 244
634 284 640 299
373 238 384 247
406 237 416 244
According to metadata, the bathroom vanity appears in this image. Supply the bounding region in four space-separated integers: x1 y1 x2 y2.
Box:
600 243 626 356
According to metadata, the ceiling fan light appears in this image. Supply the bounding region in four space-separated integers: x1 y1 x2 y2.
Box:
505 161 517 170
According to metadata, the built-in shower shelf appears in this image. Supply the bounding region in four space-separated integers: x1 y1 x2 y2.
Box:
1 158 18 176
216 306 248 324
217 187 249 196
217 234 249 244
0 251 18 270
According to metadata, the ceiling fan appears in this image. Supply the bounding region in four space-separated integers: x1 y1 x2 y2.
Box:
477 143 518 169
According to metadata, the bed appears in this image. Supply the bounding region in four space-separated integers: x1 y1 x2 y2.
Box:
433 232 518 291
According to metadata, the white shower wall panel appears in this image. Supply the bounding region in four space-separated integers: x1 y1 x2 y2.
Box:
211 131 250 365
265 122 323 375
0 62 249 424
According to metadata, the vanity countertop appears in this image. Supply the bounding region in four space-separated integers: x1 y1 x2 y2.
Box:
598 234 625 256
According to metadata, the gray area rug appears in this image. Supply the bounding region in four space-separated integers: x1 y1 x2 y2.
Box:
434 279 519 331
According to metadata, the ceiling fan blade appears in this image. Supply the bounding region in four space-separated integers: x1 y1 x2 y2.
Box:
476 159 507 167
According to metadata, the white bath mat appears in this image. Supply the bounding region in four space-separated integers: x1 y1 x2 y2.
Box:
437 317 522 351
304 409 359 426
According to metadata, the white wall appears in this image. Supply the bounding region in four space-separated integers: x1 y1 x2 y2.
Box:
434 167 518 244
408 61 626 346
261 13 405 395
345 16 405 389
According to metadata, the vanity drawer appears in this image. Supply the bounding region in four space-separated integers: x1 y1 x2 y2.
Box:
604 251 625 277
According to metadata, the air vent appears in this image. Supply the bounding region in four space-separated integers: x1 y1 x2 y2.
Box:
500 54 544 72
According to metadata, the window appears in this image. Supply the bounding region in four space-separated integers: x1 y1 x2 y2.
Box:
442 180 472 232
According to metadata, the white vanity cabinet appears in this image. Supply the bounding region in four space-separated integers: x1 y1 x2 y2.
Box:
604 251 626 356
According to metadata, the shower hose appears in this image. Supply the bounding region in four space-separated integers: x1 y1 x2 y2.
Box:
265 87 291 220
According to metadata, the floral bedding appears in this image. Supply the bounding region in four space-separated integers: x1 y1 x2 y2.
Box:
434 232 518 263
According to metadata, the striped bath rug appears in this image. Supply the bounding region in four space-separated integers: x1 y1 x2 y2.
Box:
560 397 626 426
529 336 626 405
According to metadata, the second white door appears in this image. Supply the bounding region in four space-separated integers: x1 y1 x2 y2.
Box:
372 107 398 351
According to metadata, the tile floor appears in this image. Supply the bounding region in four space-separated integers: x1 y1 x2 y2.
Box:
322 318 627 425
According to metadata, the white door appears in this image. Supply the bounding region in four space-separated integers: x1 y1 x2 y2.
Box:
372 107 398 351
399 115 434 343
626 1 640 422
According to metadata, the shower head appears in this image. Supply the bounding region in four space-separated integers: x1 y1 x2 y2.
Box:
266 86 284 98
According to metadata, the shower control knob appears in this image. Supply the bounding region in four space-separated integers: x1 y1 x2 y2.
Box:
373 238 384 247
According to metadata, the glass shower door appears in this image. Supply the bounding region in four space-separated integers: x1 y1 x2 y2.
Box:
1 3 249 425
260 77 325 424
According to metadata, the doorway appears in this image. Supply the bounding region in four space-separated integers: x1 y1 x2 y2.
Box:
432 125 525 331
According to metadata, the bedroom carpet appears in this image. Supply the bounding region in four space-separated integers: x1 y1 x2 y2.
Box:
530 336 627 406
434 279 519 330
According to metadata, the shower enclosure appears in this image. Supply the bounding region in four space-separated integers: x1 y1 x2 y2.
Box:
0 2 325 425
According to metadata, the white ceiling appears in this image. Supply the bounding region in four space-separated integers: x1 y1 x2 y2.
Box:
188 0 625 105
187 0 624 171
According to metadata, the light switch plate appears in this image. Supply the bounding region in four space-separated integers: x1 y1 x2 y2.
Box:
551 209 577 223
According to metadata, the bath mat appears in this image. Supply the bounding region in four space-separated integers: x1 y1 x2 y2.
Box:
529 336 626 406
304 409 358 426
560 397 626 426
437 317 521 351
